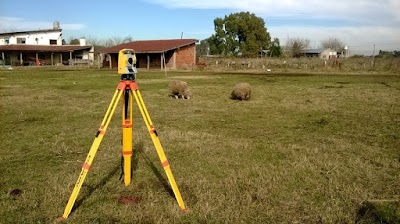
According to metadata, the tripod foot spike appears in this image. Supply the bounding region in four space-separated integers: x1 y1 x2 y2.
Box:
180 208 190 214
56 217 66 223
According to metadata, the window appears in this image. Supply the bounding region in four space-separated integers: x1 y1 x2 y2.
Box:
49 39 57 45
5 37 10 44
17 38 26 44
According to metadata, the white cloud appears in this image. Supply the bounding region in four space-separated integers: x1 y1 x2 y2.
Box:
0 17 85 32
149 0 399 24
389 0 400 21
148 0 400 53
270 25 400 54
60 23 86 30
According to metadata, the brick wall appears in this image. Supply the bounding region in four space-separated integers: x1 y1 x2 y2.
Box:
103 43 196 70
175 43 196 69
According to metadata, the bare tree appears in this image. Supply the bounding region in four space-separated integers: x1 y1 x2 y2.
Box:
285 37 310 57
67 35 134 47
123 35 133 43
103 36 124 47
320 37 345 51
85 36 103 46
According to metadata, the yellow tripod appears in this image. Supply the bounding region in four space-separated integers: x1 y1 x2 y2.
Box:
60 51 186 220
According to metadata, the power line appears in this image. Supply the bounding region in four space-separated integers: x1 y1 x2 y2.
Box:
347 42 400 48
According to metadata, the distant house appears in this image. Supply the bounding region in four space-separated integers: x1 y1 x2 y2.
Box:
301 49 322 57
260 49 270 57
302 48 342 59
98 39 197 70
0 22 94 66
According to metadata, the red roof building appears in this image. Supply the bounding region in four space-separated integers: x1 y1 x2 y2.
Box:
99 39 197 70
0 44 94 66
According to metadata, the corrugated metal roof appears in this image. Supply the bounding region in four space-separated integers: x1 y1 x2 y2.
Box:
99 39 197 53
301 49 323 54
0 44 93 52
0 29 62 36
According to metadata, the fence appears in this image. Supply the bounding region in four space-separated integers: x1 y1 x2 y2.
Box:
197 57 400 73
68 59 92 67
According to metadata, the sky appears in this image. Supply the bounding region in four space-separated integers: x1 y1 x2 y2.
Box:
0 0 399 55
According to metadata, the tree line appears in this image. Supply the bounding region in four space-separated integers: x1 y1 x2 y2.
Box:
65 35 134 48
197 11 347 58
69 11 400 58
377 50 400 58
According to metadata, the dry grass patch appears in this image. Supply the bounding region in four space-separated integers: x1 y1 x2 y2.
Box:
168 75 222 80
0 68 399 223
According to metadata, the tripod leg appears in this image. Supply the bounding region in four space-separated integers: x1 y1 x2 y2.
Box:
62 88 124 219
122 89 133 186
130 82 187 210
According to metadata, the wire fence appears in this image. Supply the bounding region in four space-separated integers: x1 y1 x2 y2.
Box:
346 43 400 57
198 57 400 73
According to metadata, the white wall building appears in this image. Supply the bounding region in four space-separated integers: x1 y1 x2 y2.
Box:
0 29 62 46
0 21 62 46
0 22 95 66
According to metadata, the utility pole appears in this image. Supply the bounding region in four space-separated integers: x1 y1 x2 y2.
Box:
372 44 376 70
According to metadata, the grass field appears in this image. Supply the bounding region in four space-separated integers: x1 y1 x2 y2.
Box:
0 68 399 223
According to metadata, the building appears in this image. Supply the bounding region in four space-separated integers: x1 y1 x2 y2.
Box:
0 22 94 66
301 49 322 57
318 48 342 59
302 48 342 59
98 39 197 70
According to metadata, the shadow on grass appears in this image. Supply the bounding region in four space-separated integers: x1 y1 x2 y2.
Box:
69 141 174 215
71 165 120 214
356 200 400 224
135 141 175 198
71 146 142 214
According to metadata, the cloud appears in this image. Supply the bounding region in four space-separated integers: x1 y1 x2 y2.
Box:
60 23 86 30
270 25 400 54
148 0 400 53
389 0 400 21
0 17 85 32
149 0 399 25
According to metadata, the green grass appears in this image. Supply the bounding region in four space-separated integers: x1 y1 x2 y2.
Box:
1 67 399 223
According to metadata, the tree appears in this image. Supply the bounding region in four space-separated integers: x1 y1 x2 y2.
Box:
268 38 282 57
196 39 210 56
69 38 80 45
285 38 310 57
104 36 123 47
123 35 133 43
208 17 230 55
103 35 133 47
207 12 271 57
320 37 345 51
85 36 102 46
378 50 400 58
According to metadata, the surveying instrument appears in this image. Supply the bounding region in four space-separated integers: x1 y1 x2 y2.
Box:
60 49 186 220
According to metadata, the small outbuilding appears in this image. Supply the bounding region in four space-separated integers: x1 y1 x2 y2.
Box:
301 48 342 59
98 39 197 70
